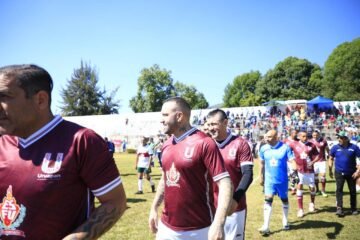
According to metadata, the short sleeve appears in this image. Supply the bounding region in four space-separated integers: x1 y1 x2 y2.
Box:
286 146 294 160
75 129 121 197
238 140 254 167
330 145 336 157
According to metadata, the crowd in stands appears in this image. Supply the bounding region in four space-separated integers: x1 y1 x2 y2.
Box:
195 101 360 147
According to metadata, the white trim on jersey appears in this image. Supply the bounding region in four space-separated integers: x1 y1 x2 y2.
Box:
213 171 230 182
92 176 122 197
240 162 254 167
174 127 197 143
215 131 233 149
19 115 63 148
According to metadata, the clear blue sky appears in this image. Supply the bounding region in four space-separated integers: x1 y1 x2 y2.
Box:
1 0 359 113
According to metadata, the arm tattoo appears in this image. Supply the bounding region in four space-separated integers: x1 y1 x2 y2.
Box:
70 203 122 239
153 175 165 208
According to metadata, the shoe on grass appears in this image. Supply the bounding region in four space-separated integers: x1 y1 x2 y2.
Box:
297 209 304 218
258 226 270 236
283 225 290 231
336 207 344 217
309 203 315 212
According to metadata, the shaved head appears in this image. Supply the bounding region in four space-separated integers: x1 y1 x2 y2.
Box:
163 97 191 119
264 129 278 146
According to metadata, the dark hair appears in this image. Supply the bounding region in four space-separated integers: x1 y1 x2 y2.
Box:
0 64 53 106
163 96 191 116
207 108 228 121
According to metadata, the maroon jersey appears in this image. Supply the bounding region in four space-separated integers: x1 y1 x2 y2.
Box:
309 138 328 162
292 141 319 173
161 128 229 231
0 116 121 240
214 133 253 212
283 137 298 150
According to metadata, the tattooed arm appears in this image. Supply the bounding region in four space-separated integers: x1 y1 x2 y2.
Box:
149 173 165 234
63 184 127 240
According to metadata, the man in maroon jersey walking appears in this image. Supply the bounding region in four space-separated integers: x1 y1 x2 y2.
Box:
0 64 127 240
149 97 233 240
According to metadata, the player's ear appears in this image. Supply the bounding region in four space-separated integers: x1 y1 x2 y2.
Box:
223 118 228 126
176 111 183 123
33 90 50 111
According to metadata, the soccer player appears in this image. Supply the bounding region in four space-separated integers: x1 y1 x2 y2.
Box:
328 131 360 216
309 129 330 197
135 136 155 194
207 109 254 240
0 64 127 239
148 97 233 240
258 130 295 235
292 130 319 218
283 128 299 195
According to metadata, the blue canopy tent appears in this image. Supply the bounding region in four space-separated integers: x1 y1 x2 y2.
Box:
307 96 334 112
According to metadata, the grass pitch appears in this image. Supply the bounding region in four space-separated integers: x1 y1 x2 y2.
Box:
100 153 359 240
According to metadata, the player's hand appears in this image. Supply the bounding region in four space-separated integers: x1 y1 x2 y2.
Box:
352 170 359 179
227 199 238 216
149 208 159 234
208 222 224 240
329 171 333 179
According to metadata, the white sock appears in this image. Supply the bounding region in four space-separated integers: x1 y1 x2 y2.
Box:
148 177 154 186
264 202 272 229
282 203 289 226
138 179 143 191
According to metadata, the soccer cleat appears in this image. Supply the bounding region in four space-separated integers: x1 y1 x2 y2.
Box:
297 209 304 218
351 210 358 215
151 185 156 193
258 226 270 236
336 208 344 217
321 191 328 197
309 203 315 212
135 190 143 194
283 225 290 231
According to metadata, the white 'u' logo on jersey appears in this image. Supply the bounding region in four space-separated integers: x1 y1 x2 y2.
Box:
184 147 195 159
41 153 64 174
229 148 237 159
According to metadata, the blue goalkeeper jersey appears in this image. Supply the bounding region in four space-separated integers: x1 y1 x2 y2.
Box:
259 141 294 184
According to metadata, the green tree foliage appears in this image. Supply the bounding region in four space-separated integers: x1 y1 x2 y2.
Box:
129 64 174 113
130 64 209 112
223 71 262 107
61 61 120 116
323 38 360 101
173 82 209 109
255 57 322 103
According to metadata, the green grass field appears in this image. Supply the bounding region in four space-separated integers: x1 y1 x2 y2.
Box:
100 153 359 240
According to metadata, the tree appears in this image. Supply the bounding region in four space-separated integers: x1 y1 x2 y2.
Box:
173 82 209 109
130 64 209 112
61 61 120 116
129 64 174 113
323 38 360 101
255 57 322 103
223 71 262 107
